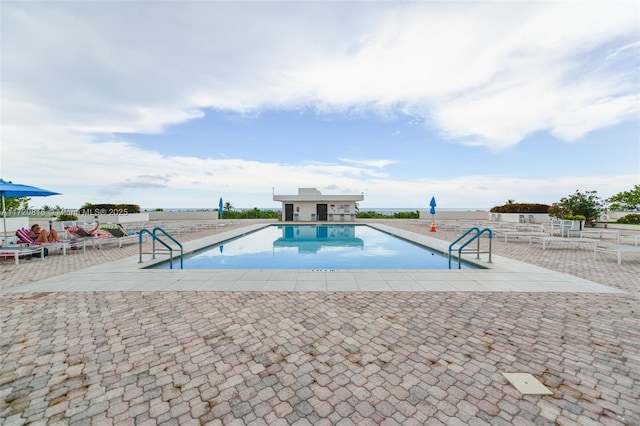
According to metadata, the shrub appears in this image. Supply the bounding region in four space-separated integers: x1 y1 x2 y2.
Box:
393 210 420 219
58 213 78 221
560 214 586 221
616 214 640 225
355 211 420 219
548 190 603 227
490 203 550 213
221 208 279 219
357 211 385 218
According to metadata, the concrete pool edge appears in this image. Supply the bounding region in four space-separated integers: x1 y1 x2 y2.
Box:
144 222 484 271
1 222 625 294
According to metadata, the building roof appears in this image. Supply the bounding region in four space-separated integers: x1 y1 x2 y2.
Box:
273 188 364 202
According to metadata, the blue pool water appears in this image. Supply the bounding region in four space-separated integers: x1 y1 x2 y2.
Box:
149 224 478 270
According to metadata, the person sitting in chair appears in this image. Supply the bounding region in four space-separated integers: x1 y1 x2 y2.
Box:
29 224 58 242
64 221 101 238
79 221 100 236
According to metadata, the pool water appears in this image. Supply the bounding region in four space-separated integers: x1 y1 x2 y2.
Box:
150 224 478 270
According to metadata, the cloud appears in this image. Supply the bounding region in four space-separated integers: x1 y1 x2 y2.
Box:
3 2 637 145
338 158 398 169
1 2 637 210
99 175 172 197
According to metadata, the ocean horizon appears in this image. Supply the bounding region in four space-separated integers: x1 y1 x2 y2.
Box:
147 207 489 213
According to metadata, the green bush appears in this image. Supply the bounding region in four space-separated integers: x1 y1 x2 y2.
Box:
356 210 420 219
616 214 640 225
221 208 279 219
57 213 79 221
357 211 387 218
393 210 420 219
560 214 586 221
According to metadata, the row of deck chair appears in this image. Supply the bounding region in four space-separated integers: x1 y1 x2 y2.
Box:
11 228 86 259
63 223 139 249
434 220 640 266
500 229 640 264
2 223 141 264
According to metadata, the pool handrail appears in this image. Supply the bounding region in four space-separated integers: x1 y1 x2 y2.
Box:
138 227 184 269
153 227 184 270
448 227 493 269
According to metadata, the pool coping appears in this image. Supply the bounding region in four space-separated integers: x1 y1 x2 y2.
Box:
2 223 624 294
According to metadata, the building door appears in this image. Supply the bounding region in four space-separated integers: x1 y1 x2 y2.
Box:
316 204 328 221
285 204 294 221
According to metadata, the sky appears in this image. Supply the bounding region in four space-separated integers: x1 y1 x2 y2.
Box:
1 1 639 211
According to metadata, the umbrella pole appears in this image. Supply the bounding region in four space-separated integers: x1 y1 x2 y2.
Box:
2 194 7 245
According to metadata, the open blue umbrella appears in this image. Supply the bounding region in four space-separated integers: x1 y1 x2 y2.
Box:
219 197 223 219
1 179 60 243
429 196 437 216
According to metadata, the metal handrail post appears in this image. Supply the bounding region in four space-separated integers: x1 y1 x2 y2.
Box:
138 229 154 263
152 227 184 269
138 227 181 269
448 227 493 269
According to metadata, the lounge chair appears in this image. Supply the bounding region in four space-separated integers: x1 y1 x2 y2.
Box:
495 230 548 243
15 228 86 255
63 223 107 248
619 233 640 246
98 224 139 248
529 235 598 250
0 245 46 265
65 226 94 238
548 218 562 236
567 229 620 240
594 245 640 265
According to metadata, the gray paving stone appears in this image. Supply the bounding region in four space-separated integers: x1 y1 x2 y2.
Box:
0 220 639 424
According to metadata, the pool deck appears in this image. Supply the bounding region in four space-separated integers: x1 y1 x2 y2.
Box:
2 222 623 294
1 219 638 424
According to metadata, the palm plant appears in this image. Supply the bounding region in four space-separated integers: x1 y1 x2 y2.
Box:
223 202 234 218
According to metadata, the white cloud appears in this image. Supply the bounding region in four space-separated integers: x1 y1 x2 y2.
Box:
338 158 398 169
4 2 637 140
1 1 638 210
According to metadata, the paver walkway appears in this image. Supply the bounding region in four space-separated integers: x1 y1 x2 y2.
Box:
1 219 638 425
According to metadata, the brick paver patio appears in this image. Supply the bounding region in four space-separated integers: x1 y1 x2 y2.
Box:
1 219 638 425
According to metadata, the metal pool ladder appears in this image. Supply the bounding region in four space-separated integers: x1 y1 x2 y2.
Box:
448 227 493 269
138 227 184 269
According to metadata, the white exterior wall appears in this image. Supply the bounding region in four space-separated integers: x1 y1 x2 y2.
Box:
419 211 555 223
296 202 315 221
327 202 356 221
275 188 363 222
289 201 357 221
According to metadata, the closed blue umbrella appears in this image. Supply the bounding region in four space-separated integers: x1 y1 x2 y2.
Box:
429 196 437 232
219 197 223 219
1 179 60 242
429 196 437 216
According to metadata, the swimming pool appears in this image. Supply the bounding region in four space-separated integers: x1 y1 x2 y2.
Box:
148 224 479 270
